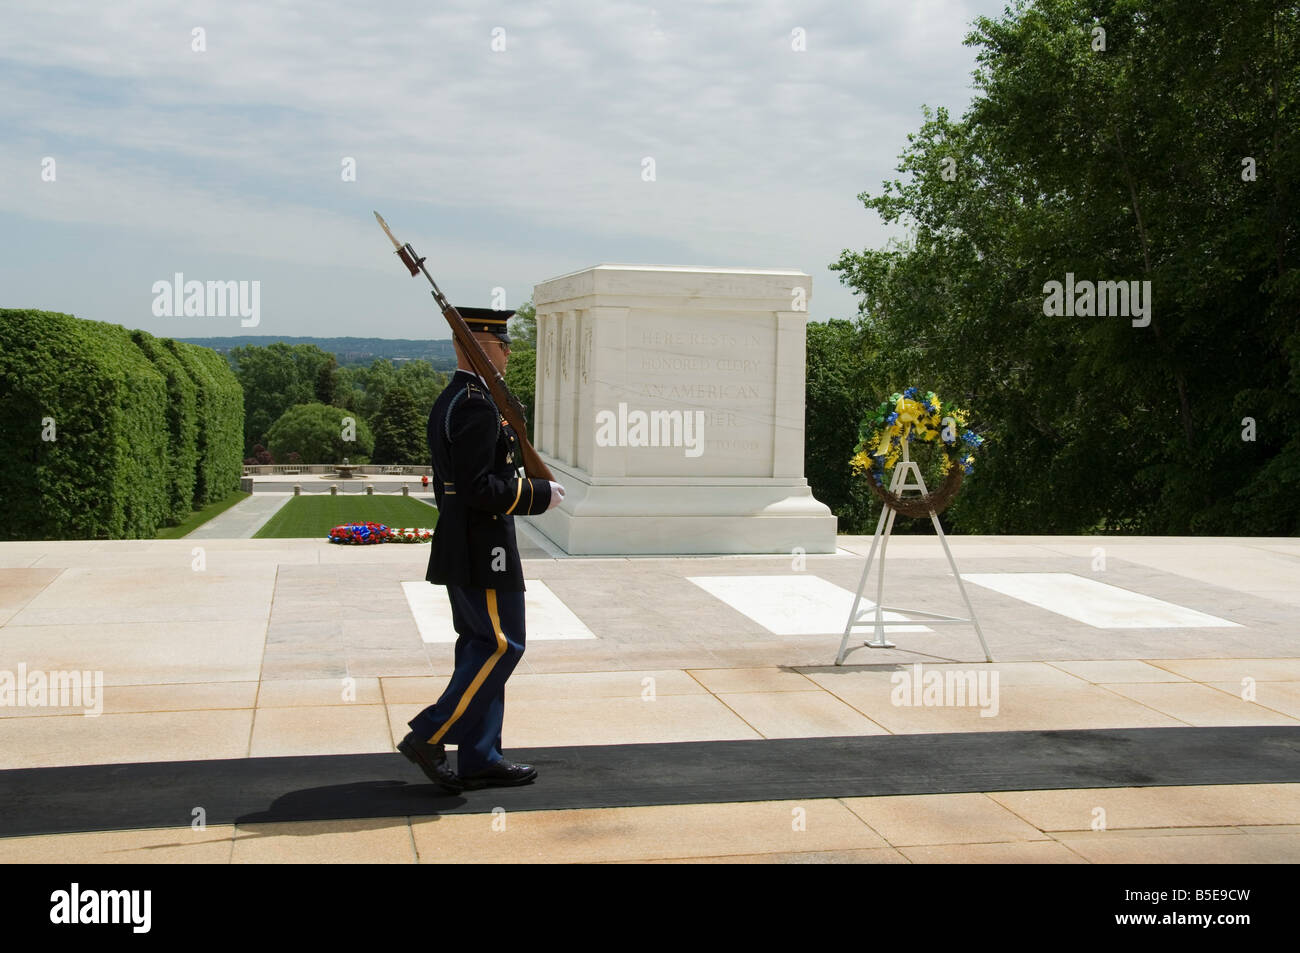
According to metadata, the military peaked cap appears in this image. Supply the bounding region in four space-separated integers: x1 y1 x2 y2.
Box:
456 306 514 344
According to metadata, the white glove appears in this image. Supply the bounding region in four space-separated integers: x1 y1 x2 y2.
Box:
546 481 566 511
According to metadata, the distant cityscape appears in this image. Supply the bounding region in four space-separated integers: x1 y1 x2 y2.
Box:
177 336 459 370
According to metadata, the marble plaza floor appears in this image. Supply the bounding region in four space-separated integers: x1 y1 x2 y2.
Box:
0 532 1297 863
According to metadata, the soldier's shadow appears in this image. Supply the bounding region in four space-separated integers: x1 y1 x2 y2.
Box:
234 779 465 833
120 780 463 854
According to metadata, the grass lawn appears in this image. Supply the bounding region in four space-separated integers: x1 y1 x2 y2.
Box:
155 490 252 539
254 495 439 539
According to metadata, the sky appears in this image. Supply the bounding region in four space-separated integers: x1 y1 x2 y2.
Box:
1 0 1014 341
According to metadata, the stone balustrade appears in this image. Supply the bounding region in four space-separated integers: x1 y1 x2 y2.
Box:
241 464 433 476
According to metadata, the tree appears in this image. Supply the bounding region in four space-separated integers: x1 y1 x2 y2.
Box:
371 386 426 464
349 358 398 423
804 319 882 535
229 342 333 455
315 356 338 406
508 300 538 348
504 342 536 429
331 365 360 413
831 0 1299 535
505 300 538 427
393 360 446 414
265 403 374 464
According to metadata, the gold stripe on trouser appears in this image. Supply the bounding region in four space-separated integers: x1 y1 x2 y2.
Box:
428 589 507 744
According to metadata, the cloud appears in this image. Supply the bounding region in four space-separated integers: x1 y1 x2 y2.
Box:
0 0 1004 329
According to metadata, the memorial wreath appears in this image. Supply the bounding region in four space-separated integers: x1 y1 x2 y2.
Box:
849 387 984 518
327 522 434 544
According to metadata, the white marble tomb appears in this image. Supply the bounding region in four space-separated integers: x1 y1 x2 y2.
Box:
522 264 837 555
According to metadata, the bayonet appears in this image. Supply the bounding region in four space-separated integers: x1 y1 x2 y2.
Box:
373 211 553 482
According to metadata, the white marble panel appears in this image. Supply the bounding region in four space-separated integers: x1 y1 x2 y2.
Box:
687 574 931 635
402 580 597 643
961 573 1242 628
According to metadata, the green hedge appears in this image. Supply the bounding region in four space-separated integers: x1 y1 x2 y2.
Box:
167 340 243 505
132 330 198 524
0 309 169 538
0 309 245 539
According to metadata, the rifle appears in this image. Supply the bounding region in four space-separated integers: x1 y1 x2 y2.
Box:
373 210 554 483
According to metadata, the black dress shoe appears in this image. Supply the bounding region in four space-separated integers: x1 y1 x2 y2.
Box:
397 731 463 794
459 759 538 789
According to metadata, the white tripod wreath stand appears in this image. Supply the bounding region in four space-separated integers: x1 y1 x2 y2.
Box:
835 437 993 665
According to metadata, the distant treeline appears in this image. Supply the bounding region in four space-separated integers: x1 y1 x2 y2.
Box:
179 336 457 369
227 341 447 464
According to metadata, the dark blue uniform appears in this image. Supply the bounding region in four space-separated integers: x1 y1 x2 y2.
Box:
409 369 552 775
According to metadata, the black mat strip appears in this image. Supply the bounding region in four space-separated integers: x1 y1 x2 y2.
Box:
2 726 1298 838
